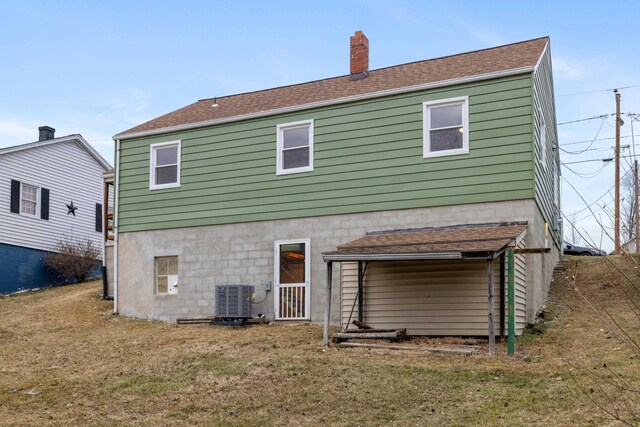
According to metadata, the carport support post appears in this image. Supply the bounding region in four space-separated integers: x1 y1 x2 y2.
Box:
507 249 515 355
487 258 495 356
323 261 333 348
357 261 364 323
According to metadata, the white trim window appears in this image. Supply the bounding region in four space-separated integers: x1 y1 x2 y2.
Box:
155 256 178 295
274 239 311 320
150 141 181 190
276 120 314 175
20 183 38 216
423 96 469 158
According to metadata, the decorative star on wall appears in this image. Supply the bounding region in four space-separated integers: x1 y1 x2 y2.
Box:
66 201 78 216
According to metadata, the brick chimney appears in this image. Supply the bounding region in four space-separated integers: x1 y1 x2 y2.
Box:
38 126 55 141
350 30 369 81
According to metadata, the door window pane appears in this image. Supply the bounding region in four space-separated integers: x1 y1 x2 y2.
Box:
279 243 306 284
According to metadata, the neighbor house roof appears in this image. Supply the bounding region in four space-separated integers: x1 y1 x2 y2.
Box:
323 222 528 261
0 134 112 170
116 37 548 139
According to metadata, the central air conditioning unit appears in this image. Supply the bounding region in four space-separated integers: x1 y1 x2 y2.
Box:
215 284 254 319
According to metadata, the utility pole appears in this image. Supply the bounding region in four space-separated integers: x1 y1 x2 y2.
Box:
615 89 621 255
635 160 639 253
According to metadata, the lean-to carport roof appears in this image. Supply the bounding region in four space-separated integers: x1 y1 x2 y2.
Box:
323 222 528 261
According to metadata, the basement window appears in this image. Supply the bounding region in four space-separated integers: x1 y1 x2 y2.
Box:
150 141 181 190
155 256 178 295
423 97 469 158
276 120 314 175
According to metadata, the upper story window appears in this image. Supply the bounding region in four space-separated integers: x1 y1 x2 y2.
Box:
276 120 314 175
10 179 48 220
423 96 469 158
150 141 181 190
20 183 38 216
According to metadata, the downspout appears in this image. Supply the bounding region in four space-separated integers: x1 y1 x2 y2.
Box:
507 248 516 355
101 180 107 299
113 139 121 314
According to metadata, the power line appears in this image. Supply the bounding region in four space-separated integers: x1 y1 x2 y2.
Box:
558 114 612 126
569 183 617 216
562 154 639 165
562 161 609 178
560 135 633 147
559 117 606 154
556 84 640 97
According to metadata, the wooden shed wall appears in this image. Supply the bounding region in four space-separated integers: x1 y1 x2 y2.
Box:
340 255 527 336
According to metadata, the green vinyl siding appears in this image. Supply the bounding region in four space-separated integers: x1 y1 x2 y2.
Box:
117 74 535 232
532 46 562 247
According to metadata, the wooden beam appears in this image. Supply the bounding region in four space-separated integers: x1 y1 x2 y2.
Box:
333 329 407 342
513 248 550 254
487 258 495 356
336 342 477 355
322 261 333 348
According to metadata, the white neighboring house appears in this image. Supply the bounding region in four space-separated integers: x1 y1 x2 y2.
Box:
0 126 111 294
621 238 639 254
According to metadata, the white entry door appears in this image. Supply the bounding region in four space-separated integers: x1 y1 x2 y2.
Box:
274 239 310 320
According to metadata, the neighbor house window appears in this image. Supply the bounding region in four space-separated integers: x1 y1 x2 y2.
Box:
150 141 181 189
276 120 314 175
423 96 469 158
20 183 38 216
155 256 178 295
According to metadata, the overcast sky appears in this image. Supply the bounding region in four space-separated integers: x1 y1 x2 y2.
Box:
1 0 638 251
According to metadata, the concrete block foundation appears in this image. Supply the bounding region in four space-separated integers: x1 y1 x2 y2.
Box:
114 200 560 327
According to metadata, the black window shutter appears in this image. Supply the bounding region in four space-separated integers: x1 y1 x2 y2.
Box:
95 203 103 232
40 188 50 220
10 180 20 214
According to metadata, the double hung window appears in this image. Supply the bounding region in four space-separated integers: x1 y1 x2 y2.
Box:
20 183 38 215
276 120 314 175
423 97 469 158
150 141 181 189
